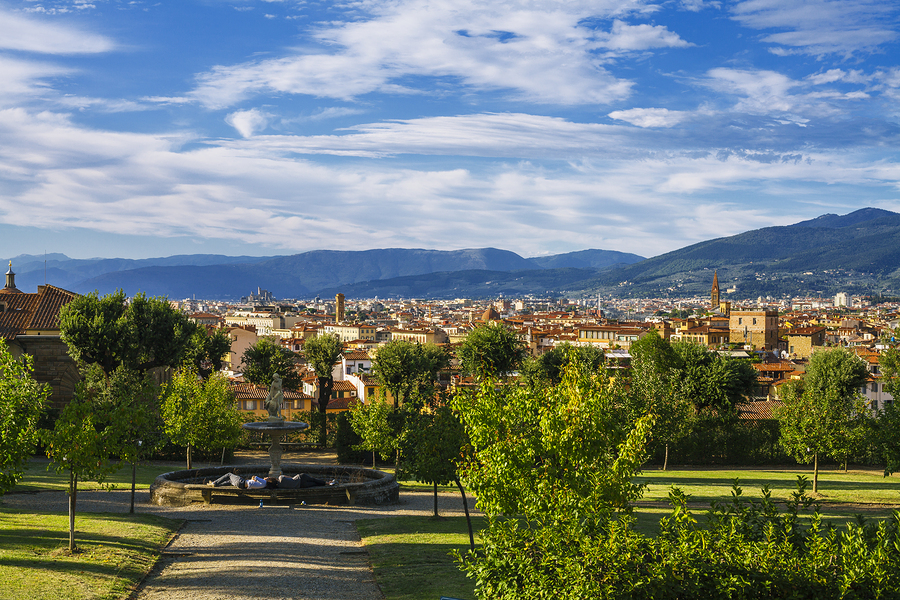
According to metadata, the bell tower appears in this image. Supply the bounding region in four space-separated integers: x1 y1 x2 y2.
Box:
710 270 720 309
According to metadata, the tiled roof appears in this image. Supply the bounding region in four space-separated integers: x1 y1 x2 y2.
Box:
332 380 357 391
230 381 310 399
0 285 77 340
343 350 371 360
737 400 781 420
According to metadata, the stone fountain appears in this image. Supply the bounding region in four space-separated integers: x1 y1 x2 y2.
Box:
241 374 308 477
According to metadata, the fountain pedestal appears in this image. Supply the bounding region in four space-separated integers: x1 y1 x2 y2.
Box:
242 419 308 477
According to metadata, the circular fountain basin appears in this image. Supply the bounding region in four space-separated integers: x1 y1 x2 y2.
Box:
149 463 399 507
242 420 309 433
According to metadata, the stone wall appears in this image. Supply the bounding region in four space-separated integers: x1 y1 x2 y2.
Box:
13 335 80 410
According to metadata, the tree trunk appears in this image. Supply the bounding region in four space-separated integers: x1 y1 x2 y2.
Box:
813 452 819 493
68 469 77 552
372 450 376 469
130 461 136 514
187 444 192 470
663 443 669 471
455 477 475 550
433 482 439 518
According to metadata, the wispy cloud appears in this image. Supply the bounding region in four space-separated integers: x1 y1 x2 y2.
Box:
731 0 899 56
608 107 689 128
190 0 691 108
0 6 114 54
225 108 271 137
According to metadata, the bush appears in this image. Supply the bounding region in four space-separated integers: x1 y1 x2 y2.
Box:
459 478 900 599
335 412 369 464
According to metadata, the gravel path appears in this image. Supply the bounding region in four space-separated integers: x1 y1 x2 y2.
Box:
3 455 479 600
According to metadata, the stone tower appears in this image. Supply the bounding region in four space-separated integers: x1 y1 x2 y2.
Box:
711 270 720 309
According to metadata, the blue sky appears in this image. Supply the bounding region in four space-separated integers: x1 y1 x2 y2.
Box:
0 0 898 260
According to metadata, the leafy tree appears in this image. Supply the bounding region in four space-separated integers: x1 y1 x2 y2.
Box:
880 346 900 401
349 399 398 468
40 366 133 552
401 404 474 546
0 339 50 495
241 337 300 390
371 340 450 408
184 326 232 379
60 290 196 376
522 342 604 388
161 369 243 469
453 363 654 594
776 348 869 492
303 333 344 444
673 342 757 414
457 322 527 380
628 331 691 470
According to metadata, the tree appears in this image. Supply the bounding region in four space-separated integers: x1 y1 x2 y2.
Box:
184 326 232 379
776 348 869 492
241 337 300 390
673 342 757 414
457 322 527 380
628 331 691 470
60 290 196 377
522 343 604 388
161 369 243 469
0 339 50 495
880 346 900 401
371 340 450 408
303 333 344 444
41 366 130 552
349 399 399 467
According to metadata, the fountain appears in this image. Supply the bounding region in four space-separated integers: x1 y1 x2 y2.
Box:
241 374 308 477
149 374 400 506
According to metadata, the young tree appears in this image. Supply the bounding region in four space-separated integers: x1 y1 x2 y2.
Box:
673 342 757 414
302 333 344 444
349 399 398 468
628 331 691 470
241 337 300 390
0 339 50 495
776 348 869 492
161 369 243 469
457 322 527 380
41 366 129 552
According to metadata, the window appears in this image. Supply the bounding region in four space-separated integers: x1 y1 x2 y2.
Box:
872 383 879 393
738 318 743 325
753 318 757 325
873 401 879 411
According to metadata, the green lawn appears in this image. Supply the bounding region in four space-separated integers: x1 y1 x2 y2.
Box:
357 515 485 600
0 508 180 600
13 460 188 493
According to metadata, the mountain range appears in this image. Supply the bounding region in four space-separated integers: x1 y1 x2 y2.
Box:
6 208 899 300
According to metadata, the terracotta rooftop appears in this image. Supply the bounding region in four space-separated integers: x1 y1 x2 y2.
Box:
0 285 77 340
230 381 310 400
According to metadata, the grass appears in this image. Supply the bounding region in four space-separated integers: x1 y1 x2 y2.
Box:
358 468 900 600
636 466 900 506
0 507 181 600
13 459 190 493
357 515 486 600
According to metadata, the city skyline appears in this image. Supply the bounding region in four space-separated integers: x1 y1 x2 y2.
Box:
1 0 899 260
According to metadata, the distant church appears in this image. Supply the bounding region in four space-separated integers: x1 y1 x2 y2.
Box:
710 270 730 315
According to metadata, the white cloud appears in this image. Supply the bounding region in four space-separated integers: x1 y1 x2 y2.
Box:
225 108 271 137
597 20 693 51
731 0 898 56
608 107 688 127
0 7 114 54
0 56 69 103
190 0 691 108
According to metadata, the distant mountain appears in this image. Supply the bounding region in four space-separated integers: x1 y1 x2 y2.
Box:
526 249 644 270
37 247 643 299
583 207 900 298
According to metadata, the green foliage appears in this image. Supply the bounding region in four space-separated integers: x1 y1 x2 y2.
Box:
673 342 757 414
460 476 900 600
349 399 400 464
241 337 300 390
161 369 243 468
183 326 231 379
302 332 343 444
458 322 527 380
873 402 900 476
371 340 450 408
522 342 604 387
59 290 196 375
400 404 466 487
777 349 871 486
880 347 900 401
335 412 368 464
0 339 49 495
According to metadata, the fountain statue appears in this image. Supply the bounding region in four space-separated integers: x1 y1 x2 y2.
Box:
242 373 308 477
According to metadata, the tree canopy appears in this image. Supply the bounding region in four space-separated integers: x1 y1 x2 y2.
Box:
371 340 450 408
0 339 50 495
303 333 344 443
522 343 604 388
60 290 196 375
458 322 527 380
241 337 300 390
